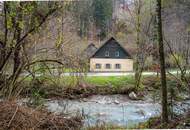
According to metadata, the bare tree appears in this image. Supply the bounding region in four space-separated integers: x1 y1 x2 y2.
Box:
156 0 168 124
0 1 62 98
134 0 142 88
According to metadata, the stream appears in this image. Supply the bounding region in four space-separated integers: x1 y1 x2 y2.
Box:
44 95 162 127
44 94 190 128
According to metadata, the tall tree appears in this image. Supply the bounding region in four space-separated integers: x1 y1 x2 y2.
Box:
156 0 168 124
92 0 113 39
134 0 142 88
72 0 93 38
0 1 61 97
13 2 24 73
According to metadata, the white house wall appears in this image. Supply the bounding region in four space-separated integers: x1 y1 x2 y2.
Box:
90 58 133 72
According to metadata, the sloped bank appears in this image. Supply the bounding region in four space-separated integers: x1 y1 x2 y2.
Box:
138 112 190 129
23 80 137 99
0 101 83 130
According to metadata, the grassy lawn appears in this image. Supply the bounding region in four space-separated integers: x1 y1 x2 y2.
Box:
22 74 136 88
85 76 135 88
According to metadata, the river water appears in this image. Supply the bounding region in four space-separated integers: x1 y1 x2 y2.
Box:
44 95 162 127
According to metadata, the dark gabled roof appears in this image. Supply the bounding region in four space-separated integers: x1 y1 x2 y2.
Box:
82 43 98 58
86 43 97 50
90 37 132 59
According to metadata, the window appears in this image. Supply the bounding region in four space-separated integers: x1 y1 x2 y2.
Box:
95 64 101 69
115 64 121 69
115 51 120 57
105 51 109 57
105 64 111 69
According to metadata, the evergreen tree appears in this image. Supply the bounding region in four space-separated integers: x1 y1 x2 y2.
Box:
92 0 113 39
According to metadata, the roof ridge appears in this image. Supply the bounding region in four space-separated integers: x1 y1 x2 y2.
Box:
90 37 132 59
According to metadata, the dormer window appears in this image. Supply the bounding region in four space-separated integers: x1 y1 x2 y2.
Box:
115 51 119 57
105 51 109 57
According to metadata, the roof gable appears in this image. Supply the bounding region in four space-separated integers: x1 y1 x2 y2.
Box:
82 43 97 58
91 37 132 59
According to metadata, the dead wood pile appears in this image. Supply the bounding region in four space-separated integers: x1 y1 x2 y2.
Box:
0 101 83 130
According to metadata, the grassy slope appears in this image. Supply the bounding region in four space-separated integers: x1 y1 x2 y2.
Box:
21 75 138 99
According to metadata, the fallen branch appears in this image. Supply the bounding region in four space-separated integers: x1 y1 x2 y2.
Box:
8 105 18 127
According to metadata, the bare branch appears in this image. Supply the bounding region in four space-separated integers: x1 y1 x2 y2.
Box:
16 6 61 48
24 59 64 68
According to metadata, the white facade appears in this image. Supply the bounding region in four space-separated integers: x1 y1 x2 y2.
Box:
90 58 133 72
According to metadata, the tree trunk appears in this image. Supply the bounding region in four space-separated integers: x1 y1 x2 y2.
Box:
0 2 8 72
135 0 141 88
13 46 21 73
13 2 23 74
156 0 168 124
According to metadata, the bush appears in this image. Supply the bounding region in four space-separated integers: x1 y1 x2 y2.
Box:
144 56 153 70
167 53 185 67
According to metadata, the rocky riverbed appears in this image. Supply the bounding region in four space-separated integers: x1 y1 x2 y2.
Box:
44 94 161 127
17 94 190 128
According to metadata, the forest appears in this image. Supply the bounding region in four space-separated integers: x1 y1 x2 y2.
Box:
0 0 190 129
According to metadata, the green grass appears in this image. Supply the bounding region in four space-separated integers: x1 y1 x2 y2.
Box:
22 75 136 88
21 75 163 98
85 76 135 88
20 75 137 98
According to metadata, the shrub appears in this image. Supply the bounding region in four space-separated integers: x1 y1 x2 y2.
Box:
167 53 185 67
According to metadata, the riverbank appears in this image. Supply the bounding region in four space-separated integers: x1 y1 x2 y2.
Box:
0 93 189 129
21 76 137 99
0 101 83 130
22 94 190 129
20 75 189 102
1 74 189 129
138 112 190 129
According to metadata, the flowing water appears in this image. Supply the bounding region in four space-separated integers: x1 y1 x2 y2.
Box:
45 95 162 127
44 94 190 127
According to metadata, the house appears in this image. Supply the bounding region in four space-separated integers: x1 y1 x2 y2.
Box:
82 43 97 59
90 37 133 72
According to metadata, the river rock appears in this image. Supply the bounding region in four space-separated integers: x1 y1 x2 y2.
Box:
97 100 106 104
129 92 138 100
82 98 88 102
96 112 107 117
135 109 146 117
114 100 120 104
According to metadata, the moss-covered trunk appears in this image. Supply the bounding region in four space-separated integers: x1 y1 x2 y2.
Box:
156 0 168 124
